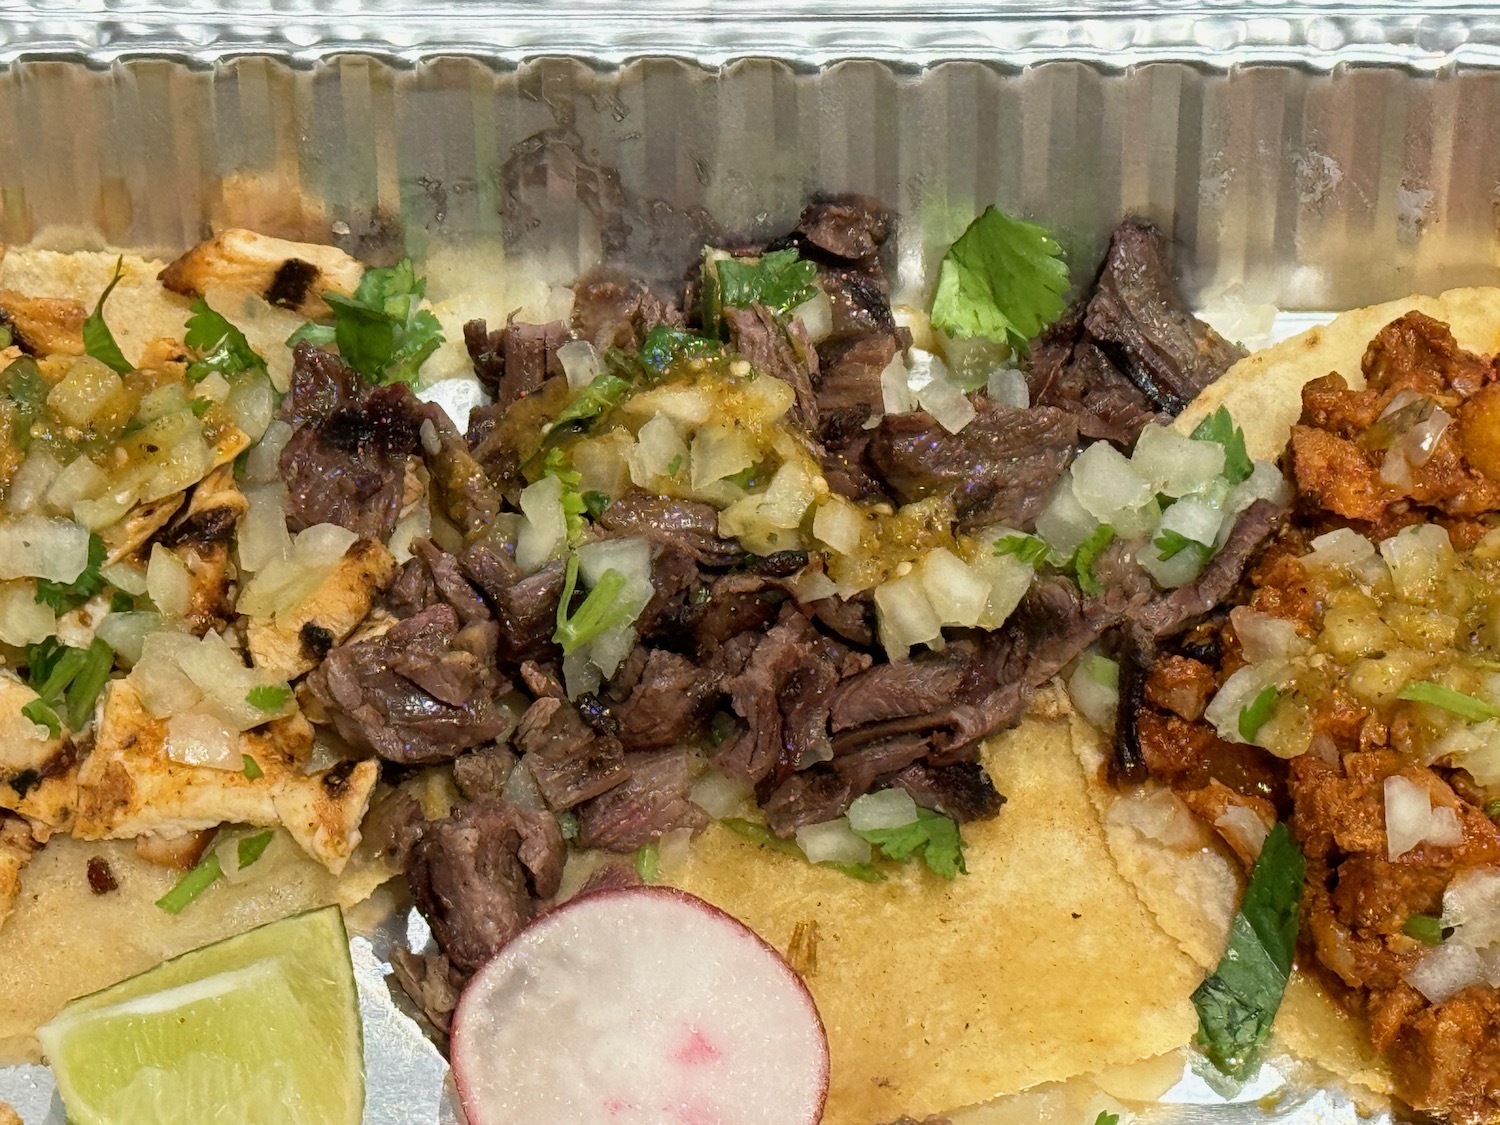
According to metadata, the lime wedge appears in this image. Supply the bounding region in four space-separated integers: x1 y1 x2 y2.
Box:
39 905 363 1125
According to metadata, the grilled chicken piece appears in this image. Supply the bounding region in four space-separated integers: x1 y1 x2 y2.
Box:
0 814 35 931
247 537 397 679
73 680 378 874
0 670 76 837
159 229 364 319
0 289 86 356
168 463 248 543
99 492 185 566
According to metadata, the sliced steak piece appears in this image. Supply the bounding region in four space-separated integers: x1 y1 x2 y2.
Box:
614 648 721 752
571 273 683 352
815 330 900 414
575 749 709 852
408 799 564 973
723 303 820 427
1029 309 1167 447
829 734 930 797
514 696 630 809
452 745 519 802
762 767 853 838
457 538 565 666
598 491 742 568
462 317 566 410
795 196 891 262
308 604 511 765
868 399 1078 530
890 760 1006 822
277 343 423 540
827 653 970 732
1131 498 1288 639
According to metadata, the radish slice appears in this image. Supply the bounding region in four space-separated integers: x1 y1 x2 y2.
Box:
451 886 829 1125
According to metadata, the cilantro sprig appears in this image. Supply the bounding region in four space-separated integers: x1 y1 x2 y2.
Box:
82 257 133 375
184 299 267 384
23 636 114 736
1070 525 1115 597
1190 406 1253 486
288 260 444 385
930 205 1070 352
994 533 1053 569
702 248 819 338
1192 822 1305 1078
852 807 968 880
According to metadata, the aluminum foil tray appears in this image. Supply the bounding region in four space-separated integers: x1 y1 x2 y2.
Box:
0 5 1495 1122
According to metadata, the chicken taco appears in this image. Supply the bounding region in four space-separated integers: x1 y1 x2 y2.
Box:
0 197 1472 1122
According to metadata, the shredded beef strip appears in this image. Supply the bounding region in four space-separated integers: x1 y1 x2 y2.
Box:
462 316 567 410
570 272 684 352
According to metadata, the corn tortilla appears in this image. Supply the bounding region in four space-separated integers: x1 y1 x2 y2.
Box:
667 719 1203 1125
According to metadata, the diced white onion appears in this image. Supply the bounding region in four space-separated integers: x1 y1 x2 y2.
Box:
1136 535 1206 590
146 544 193 619
795 818 872 865
225 371 277 441
502 759 547 810
812 497 867 556
689 425 755 491
388 505 432 565
919 547 990 629
515 474 569 574
1385 775 1433 860
986 366 1030 409
1157 495 1224 547
966 549 1034 630
1132 425 1226 498
1426 805 1465 848
626 413 690 487
241 420 294 486
47 359 122 428
1071 442 1154 525
5 450 62 515
626 386 713 429
789 566 838 604
1204 662 1288 745
0 515 91 583
0 580 56 646
915 375 976 435
1035 477 1099 558
733 373 796 425
1379 523 1452 600
792 288 833 344
165 711 239 770
131 630 286 731
95 610 163 665
73 484 140 533
690 768 754 819
847 789 919 832
292 523 358 568
561 649 602 700
194 372 230 403
1215 804 1270 860
100 560 148 596
577 536 653 592
586 624 637 681
1443 868 1500 949
1231 607 1311 664
1406 941 1487 1004
557 340 601 390
238 484 293 574
874 570 943 660
1400 404 1452 467
655 826 696 876
1067 652 1120 730
1226 459 1292 513
717 458 817 554
1302 527 1376 571
572 431 633 500
880 355 914 415
1103 786 1205 850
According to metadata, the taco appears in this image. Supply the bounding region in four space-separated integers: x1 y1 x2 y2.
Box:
0 199 1423 1122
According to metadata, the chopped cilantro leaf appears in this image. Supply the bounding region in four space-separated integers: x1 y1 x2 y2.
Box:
184 298 266 383
109 590 136 614
723 464 762 491
1402 913 1448 945
35 532 106 614
1154 528 1214 563
635 842 659 884
556 811 579 841
1192 822 1305 1078
245 683 293 713
1189 406 1253 486
582 490 611 520
155 849 223 914
542 447 589 540
241 754 264 780
1070 525 1115 597
639 324 720 376
82 256 133 375
21 698 59 739
666 453 684 477
706 248 818 337
852 807 967 880
553 372 632 430
1094 1115 1120 1125
1396 681 1500 723
237 829 274 869
288 260 444 385
1238 685 1280 743
25 636 114 732
929 205 1070 353
994 533 1052 569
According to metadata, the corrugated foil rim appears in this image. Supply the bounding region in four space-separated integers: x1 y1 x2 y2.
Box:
7 1 1500 71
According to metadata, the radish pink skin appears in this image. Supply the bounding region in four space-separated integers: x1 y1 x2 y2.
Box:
450 885 830 1124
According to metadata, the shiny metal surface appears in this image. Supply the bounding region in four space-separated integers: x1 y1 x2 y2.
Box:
0 9 1486 1123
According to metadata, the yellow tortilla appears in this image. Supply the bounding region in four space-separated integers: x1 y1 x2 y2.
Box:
1177 286 1500 458
668 719 1204 1124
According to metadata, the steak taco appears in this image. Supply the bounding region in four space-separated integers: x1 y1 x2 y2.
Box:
0 198 1487 1122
